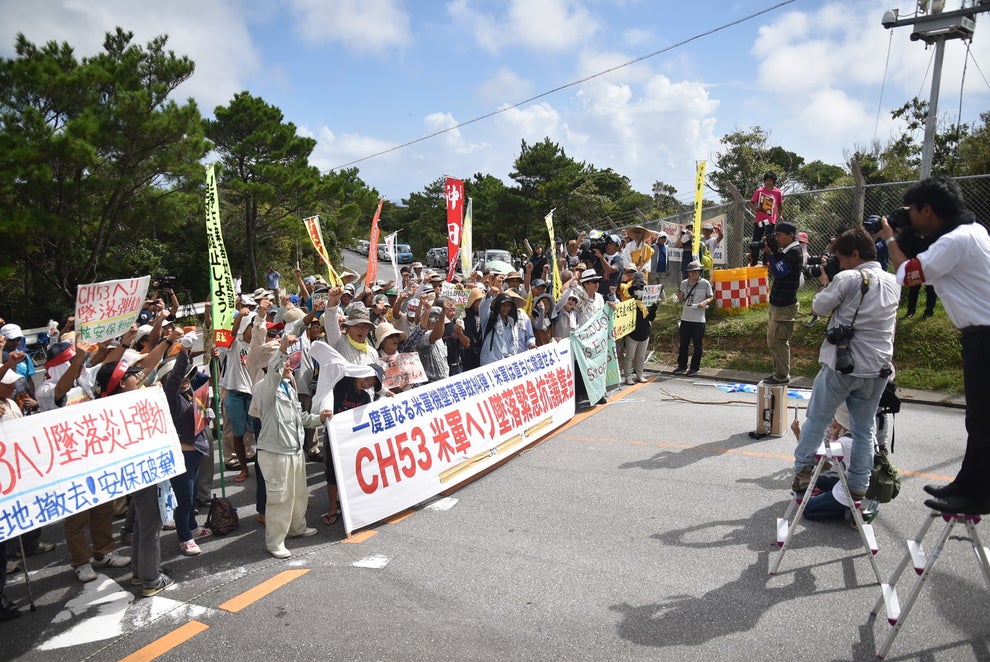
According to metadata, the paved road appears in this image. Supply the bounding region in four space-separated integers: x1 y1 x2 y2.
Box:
5 373 987 661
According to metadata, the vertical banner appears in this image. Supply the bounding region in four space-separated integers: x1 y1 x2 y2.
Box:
692 161 707 261
303 215 342 286
544 209 562 301
460 198 474 277
74 276 151 345
384 231 399 282
570 306 612 404
445 177 464 283
365 198 385 288
205 164 236 348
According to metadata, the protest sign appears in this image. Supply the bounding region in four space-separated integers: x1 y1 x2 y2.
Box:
0 387 183 542
611 298 637 340
381 353 427 392
74 276 150 345
327 343 575 534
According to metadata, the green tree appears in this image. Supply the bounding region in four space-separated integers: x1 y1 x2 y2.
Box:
707 126 803 200
0 28 209 323
205 92 320 288
794 160 846 190
509 138 586 238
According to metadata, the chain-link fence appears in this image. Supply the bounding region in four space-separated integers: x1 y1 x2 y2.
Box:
635 173 990 296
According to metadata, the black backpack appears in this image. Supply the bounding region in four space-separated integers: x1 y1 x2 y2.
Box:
205 495 239 535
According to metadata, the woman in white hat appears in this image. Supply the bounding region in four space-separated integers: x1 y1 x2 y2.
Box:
575 268 606 327
673 260 714 376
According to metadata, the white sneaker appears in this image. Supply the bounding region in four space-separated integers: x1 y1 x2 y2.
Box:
625 376 636 385
289 527 318 538
179 539 201 556
638 376 648 383
268 546 291 559
191 527 213 539
75 562 97 583
92 551 131 568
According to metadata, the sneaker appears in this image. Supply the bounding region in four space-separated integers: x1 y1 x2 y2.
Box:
130 576 142 586
75 562 97 583
179 539 201 556
5 560 19 575
685 369 699 376
142 573 175 598
191 527 212 539
0 599 20 622
672 367 687 375
638 376 649 383
625 376 636 385
162 521 176 531
92 551 131 569
289 527 318 538
791 466 814 493
763 375 790 385
268 546 291 559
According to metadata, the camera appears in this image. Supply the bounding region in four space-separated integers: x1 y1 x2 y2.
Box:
749 232 778 254
825 324 855 374
578 230 608 264
863 214 882 234
803 254 840 281
886 207 911 232
156 275 178 291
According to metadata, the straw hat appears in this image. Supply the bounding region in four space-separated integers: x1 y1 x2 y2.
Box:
374 321 406 350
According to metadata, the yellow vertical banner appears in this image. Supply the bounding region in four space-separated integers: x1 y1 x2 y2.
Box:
544 209 562 301
460 198 473 277
303 215 342 286
204 164 236 348
692 161 706 260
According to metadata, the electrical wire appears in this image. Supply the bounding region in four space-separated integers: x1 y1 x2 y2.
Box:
874 29 895 144
328 0 797 172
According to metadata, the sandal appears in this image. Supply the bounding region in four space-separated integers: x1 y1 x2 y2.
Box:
321 511 341 526
27 541 55 555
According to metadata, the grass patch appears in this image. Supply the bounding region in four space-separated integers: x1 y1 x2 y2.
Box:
648 290 963 393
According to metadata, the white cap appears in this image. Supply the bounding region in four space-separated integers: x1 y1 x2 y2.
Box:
0 324 24 340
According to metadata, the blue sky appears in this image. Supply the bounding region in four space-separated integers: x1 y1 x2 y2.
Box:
3 0 989 206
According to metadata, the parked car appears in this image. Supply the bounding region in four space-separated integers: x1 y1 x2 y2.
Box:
355 239 370 255
395 244 414 264
472 249 513 271
426 247 447 268
377 243 388 260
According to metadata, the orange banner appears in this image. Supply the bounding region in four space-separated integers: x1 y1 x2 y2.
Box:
365 198 384 287
303 216 342 287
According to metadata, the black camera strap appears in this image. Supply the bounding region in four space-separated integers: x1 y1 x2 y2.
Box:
844 271 871 330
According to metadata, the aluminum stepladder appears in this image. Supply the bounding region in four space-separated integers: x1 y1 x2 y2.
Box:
769 438 886 586
871 510 990 660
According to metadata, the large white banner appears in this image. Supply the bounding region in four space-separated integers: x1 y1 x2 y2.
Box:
0 387 183 542
329 343 576 534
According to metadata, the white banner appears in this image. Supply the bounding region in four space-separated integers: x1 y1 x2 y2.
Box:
0 386 183 542
329 343 576 534
75 276 151 345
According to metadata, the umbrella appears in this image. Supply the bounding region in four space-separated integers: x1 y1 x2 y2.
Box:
485 260 515 274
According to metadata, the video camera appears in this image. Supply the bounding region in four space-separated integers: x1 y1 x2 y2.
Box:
749 232 777 255
578 230 608 264
803 254 840 281
155 276 178 291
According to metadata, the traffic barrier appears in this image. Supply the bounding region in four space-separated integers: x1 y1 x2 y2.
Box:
712 268 749 313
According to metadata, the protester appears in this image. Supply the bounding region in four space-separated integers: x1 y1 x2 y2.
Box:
673 261 713 377
749 171 783 266
881 176 990 514
479 290 535 365
623 272 657 384
254 334 332 558
622 226 654 273
220 295 260 482
461 288 485 371
160 333 212 556
552 291 581 340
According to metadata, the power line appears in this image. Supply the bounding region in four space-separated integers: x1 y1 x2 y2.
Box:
328 0 797 172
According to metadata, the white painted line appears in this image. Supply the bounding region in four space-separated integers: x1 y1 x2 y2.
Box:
352 554 390 569
39 575 134 650
424 497 459 511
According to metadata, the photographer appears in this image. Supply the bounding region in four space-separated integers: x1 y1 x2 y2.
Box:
790 228 899 500
763 222 803 385
880 175 990 515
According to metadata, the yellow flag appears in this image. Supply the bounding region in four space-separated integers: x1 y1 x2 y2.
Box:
692 161 707 260
205 164 236 348
544 209 561 301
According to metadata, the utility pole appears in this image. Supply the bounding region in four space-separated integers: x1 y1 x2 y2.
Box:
880 1 990 178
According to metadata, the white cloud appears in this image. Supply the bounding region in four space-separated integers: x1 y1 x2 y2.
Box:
0 0 259 114
287 0 411 51
477 67 535 106
448 0 598 54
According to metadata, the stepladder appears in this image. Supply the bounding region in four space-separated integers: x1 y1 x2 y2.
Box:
769 437 886 586
871 510 990 660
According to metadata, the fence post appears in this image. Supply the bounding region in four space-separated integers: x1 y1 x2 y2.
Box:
850 157 865 224
726 182 747 268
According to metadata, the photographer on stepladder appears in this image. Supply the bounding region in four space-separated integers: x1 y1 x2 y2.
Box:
880 175 990 515
790 228 900 503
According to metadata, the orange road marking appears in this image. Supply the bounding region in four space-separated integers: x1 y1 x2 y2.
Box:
218 569 309 613
343 529 377 544
118 620 209 662
384 510 416 524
